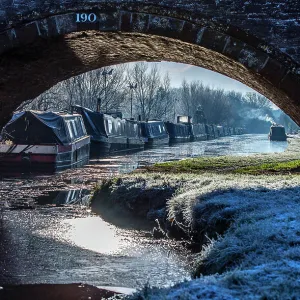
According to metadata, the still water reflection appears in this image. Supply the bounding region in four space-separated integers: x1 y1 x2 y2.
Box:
0 134 288 289
0 192 190 288
90 134 288 174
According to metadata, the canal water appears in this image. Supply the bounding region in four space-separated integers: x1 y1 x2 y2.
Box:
90 134 288 173
0 135 288 289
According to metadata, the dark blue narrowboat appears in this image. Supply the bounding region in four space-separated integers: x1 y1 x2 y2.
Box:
205 124 215 140
174 115 207 142
222 126 229 136
72 105 128 156
0 110 90 173
140 120 169 146
164 120 190 143
191 107 208 140
125 119 144 150
212 125 220 138
190 123 207 141
269 125 287 141
216 126 225 137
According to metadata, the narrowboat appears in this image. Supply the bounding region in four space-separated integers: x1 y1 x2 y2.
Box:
140 120 169 146
0 110 90 172
165 117 190 143
191 123 207 141
268 125 287 141
205 124 215 140
216 126 225 137
191 107 208 140
223 126 230 136
125 119 144 150
72 105 128 156
212 125 220 138
173 115 207 142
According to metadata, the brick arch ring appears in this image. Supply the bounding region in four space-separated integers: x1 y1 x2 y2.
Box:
0 3 299 128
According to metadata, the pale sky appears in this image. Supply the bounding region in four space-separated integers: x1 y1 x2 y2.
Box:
124 61 280 109
126 61 258 94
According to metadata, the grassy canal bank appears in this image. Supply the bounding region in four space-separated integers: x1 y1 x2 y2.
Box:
91 138 300 299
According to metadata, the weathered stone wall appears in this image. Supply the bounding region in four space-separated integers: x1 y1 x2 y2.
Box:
0 1 299 127
1 1 299 64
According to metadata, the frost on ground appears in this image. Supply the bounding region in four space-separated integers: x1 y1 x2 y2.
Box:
114 171 300 299
92 139 300 299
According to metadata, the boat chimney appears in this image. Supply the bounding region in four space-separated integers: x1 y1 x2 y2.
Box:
97 98 101 112
138 115 141 121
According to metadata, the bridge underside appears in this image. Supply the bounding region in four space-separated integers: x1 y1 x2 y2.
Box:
0 3 299 127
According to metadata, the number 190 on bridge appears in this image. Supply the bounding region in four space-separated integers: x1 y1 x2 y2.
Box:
76 13 97 23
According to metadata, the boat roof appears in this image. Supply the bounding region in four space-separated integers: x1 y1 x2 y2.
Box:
1 110 86 145
14 110 82 118
271 124 284 127
141 120 164 124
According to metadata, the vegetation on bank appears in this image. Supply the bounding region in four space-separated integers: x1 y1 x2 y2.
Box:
92 171 300 299
91 138 300 299
144 138 300 175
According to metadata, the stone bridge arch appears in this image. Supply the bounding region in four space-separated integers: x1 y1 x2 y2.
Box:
0 1 299 128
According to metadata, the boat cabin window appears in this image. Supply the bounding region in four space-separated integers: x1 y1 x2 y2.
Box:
79 118 86 135
65 118 86 141
107 119 113 134
71 120 78 137
73 117 85 137
66 121 74 140
117 120 121 136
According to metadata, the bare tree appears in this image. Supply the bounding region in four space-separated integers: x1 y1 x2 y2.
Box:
128 62 173 120
22 65 129 112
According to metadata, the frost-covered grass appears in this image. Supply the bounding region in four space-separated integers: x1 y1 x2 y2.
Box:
145 138 300 175
92 138 300 299
124 172 300 299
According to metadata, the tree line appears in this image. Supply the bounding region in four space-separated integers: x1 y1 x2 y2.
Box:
19 62 299 133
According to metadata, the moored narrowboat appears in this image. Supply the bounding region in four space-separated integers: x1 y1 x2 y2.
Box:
72 105 128 156
140 120 169 146
174 115 207 142
212 125 220 138
268 125 287 141
223 126 230 136
0 110 90 172
216 125 225 137
190 123 207 141
205 124 215 140
125 119 144 150
164 121 190 143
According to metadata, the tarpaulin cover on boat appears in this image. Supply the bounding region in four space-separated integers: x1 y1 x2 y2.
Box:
1 111 71 145
72 105 107 141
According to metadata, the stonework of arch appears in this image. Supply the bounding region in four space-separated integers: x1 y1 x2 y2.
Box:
0 1 299 128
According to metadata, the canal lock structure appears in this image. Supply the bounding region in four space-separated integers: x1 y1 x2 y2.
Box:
0 135 288 291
